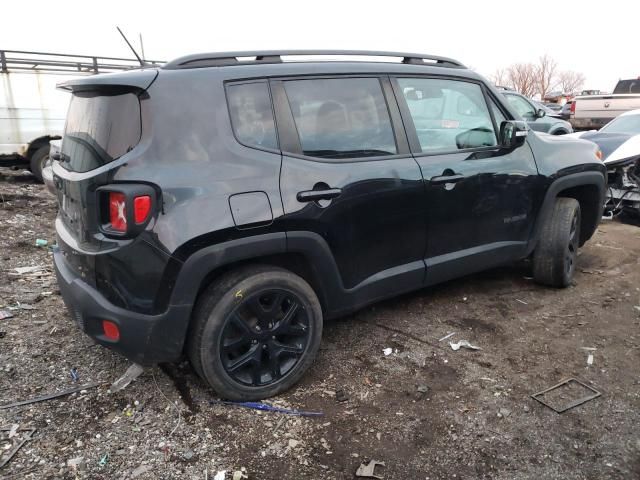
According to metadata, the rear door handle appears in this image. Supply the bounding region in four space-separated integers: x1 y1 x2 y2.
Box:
430 174 465 185
296 188 342 202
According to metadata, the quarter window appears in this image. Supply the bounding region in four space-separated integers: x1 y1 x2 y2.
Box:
226 82 278 150
283 78 397 159
397 78 498 153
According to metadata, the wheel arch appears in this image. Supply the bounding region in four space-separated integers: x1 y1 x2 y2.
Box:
528 171 606 254
26 135 61 159
170 232 344 322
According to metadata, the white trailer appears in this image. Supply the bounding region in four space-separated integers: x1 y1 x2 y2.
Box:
0 50 161 181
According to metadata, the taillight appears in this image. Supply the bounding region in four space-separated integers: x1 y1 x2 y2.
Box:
98 184 157 237
134 195 151 224
570 102 576 114
109 192 127 232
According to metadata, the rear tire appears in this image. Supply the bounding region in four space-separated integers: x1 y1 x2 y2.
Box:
29 145 49 183
533 197 581 287
187 265 323 400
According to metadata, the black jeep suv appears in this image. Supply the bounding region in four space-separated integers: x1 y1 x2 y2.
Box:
51 51 606 400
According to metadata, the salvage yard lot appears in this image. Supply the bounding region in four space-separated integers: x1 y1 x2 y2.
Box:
1 169 639 480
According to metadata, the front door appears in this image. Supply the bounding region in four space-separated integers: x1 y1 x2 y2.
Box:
272 76 426 306
393 77 540 284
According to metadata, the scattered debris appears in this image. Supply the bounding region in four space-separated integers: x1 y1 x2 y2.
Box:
208 400 323 417
335 389 349 403
288 439 300 449
587 354 594 366
232 470 248 480
70 367 79 383
449 340 481 351
438 332 455 342
67 456 85 471
516 299 528 305
531 378 601 413
131 464 152 478
109 363 144 393
382 347 393 356
498 408 512 418
98 454 109 467
12 266 44 275
0 382 101 410
0 428 36 469
0 310 13 320
213 470 227 480
416 384 429 394
580 347 597 351
355 459 385 479
634 305 640 313
35 238 48 247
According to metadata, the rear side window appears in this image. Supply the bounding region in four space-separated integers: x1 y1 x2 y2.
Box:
283 78 397 159
397 77 498 153
226 82 278 151
61 92 141 173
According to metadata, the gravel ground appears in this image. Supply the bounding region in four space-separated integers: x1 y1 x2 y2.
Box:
1 168 639 480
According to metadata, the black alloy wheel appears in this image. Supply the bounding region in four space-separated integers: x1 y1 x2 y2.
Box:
220 289 311 387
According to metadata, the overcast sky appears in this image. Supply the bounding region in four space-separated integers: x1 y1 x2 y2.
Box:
2 0 638 92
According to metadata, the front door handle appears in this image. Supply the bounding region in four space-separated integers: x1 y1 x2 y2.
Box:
430 174 465 185
296 188 342 202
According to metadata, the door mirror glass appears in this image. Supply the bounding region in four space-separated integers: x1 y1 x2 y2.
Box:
536 108 546 119
500 120 528 148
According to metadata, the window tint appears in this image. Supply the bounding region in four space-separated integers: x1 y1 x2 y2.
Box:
505 94 536 118
283 78 397 159
397 78 498 152
62 92 141 173
227 82 278 150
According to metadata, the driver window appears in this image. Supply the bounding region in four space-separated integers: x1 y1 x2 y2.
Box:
505 94 536 118
397 78 498 153
226 81 278 151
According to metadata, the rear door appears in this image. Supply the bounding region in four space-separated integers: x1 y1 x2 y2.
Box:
393 76 539 284
273 76 426 302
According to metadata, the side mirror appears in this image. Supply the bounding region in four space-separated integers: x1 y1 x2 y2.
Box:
500 120 528 148
536 108 546 118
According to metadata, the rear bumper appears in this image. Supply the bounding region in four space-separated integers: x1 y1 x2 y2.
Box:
570 117 613 130
53 246 191 365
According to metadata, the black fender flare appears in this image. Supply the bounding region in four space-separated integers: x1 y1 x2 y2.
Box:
170 232 287 306
527 171 606 255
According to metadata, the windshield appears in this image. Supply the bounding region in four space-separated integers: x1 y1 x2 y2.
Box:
61 92 141 172
601 114 640 135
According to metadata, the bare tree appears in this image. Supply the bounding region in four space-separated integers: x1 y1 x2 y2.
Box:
507 63 536 97
558 70 585 95
535 54 558 99
490 68 509 87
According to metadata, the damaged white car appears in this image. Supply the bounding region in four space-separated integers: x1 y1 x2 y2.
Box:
568 109 640 218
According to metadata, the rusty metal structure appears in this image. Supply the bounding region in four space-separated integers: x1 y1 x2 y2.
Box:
0 49 163 74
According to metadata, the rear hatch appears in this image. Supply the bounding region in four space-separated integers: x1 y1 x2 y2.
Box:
53 70 157 267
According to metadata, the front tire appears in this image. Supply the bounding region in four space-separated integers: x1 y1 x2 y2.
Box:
533 197 581 287
187 265 323 400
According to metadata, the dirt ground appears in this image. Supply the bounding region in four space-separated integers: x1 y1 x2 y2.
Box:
1 168 639 480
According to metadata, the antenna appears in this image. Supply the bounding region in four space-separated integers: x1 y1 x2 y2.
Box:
117 26 144 66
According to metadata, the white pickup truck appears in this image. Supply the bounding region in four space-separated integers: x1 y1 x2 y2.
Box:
571 78 640 131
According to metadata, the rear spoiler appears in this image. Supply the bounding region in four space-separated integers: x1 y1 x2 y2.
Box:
57 69 158 94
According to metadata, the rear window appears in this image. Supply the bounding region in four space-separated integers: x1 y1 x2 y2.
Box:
60 92 141 172
613 80 640 94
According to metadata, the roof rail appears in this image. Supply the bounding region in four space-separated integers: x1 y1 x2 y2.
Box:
163 50 465 70
0 50 164 74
